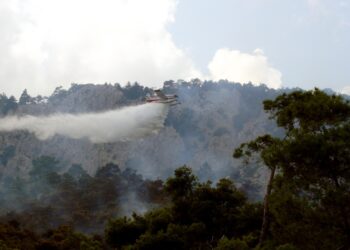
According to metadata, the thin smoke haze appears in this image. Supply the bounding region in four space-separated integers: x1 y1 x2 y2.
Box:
0 103 168 143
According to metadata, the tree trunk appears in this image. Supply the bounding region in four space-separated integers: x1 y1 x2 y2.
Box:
258 166 276 247
333 177 350 249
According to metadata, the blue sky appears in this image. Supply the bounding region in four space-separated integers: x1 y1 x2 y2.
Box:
170 0 350 91
0 0 349 96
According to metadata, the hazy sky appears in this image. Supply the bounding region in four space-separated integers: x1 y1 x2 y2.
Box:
0 0 349 97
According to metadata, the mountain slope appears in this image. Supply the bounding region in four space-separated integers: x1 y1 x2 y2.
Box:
0 80 286 198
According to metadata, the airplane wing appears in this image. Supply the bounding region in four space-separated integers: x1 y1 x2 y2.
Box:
154 90 167 100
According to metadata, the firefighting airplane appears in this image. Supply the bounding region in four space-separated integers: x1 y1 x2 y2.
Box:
145 89 179 106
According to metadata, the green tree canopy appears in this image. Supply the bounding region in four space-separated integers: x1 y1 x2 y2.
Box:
234 88 350 249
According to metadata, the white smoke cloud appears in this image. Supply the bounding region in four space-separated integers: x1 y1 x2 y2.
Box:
0 103 168 143
0 0 201 97
208 48 282 89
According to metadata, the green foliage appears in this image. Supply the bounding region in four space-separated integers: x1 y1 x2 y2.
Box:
49 86 69 104
266 176 344 250
133 230 185 250
67 164 88 180
122 82 150 100
0 221 104 250
263 88 350 132
0 221 37 249
0 94 18 115
95 162 121 178
275 244 298 250
214 236 249 250
4 85 350 250
105 215 147 248
144 208 173 234
0 158 169 235
233 134 279 168
0 240 12 250
30 156 60 178
0 145 16 165
165 166 198 199
104 167 261 249
234 88 350 249
37 225 103 250
19 89 33 105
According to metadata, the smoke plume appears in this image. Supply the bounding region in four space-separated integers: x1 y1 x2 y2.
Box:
0 103 168 143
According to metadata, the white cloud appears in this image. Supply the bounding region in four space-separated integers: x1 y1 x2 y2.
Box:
0 0 286 96
340 86 350 95
0 0 201 97
208 48 282 89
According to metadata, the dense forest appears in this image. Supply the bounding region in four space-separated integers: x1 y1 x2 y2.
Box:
0 80 283 201
0 82 349 249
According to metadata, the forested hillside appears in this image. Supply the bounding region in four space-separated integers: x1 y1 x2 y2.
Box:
0 80 284 195
1 81 348 249
0 80 280 246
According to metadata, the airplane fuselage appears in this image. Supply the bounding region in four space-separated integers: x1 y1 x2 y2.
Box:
145 91 179 105
145 97 177 104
